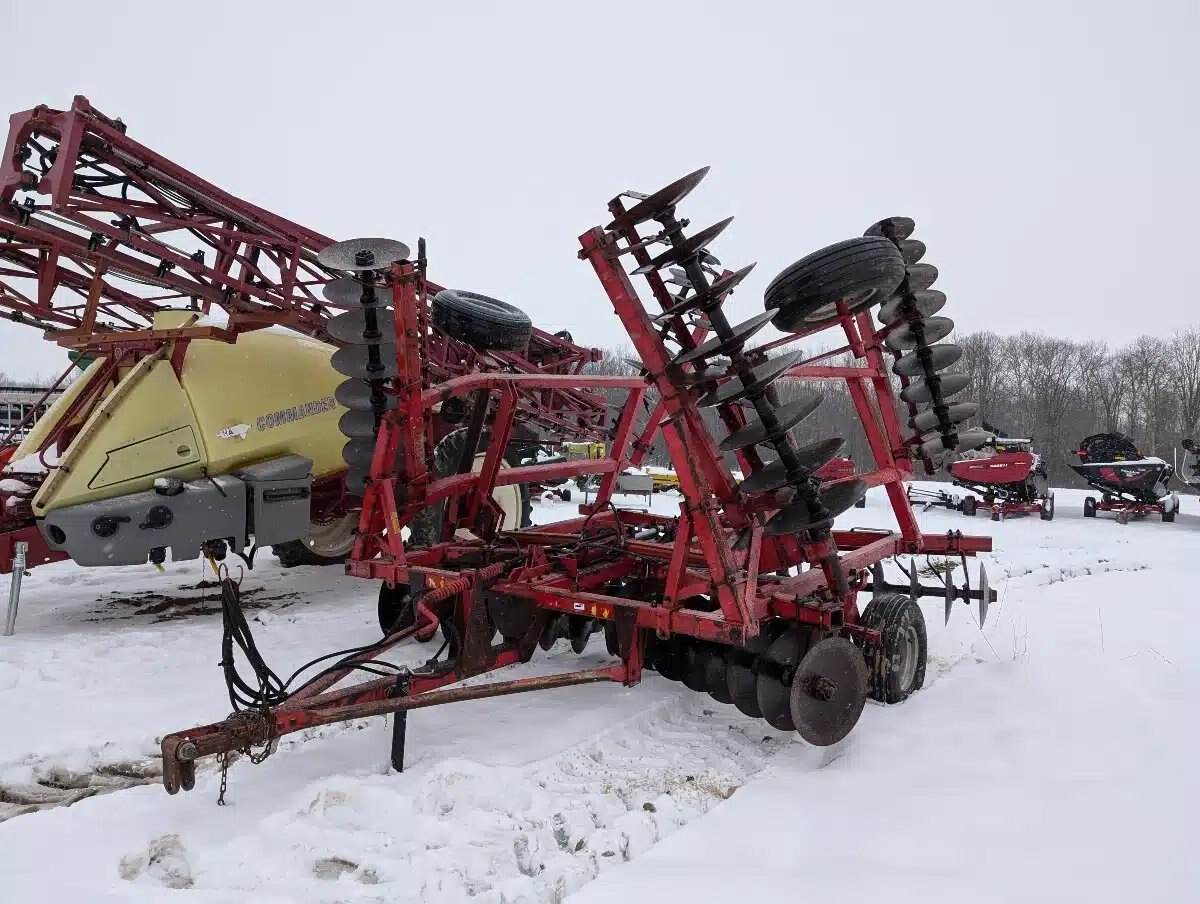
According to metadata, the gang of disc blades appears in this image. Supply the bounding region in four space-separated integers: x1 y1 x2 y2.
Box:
698 349 805 408
789 636 870 746
689 262 757 307
899 372 971 405
728 622 785 718
605 167 710 232
885 315 956 351
672 309 776 366
718 391 823 452
338 409 382 439
911 401 980 433
335 378 398 411
633 217 734 275
904 262 939 291
331 345 400 380
322 276 391 308
864 216 916 240
317 237 410 271
763 479 869 535
327 308 397 345
899 239 926 264
892 343 962 378
878 289 947 325
756 628 813 731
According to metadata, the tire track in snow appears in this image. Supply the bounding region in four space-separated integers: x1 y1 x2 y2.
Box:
122 696 788 901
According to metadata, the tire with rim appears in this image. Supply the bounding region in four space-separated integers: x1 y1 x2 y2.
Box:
1040 492 1055 521
765 237 907 333
961 496 977 517
407 428 533 548
1162 500 1176 523
859 592 927 704
271 510 358 567
432 289 532 352
1083 496 1097 518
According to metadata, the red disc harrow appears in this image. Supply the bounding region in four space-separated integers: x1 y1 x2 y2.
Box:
141 168 996 795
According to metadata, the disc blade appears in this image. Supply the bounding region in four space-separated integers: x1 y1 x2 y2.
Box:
605 167 710 232
899 372 971 405
892 343 962 378
728 624 783 717
763 479 869 535
338 409 382 439
756 628 813 731
920 426 991 458
488 596 538 641
673 309 776 366
864 216 916 240
681 642 711 692
327 308 397 345
705 648 733 703
335 379 398 411
672 365 729 387
719 392 823 452
322 276 390 308
878 289 947 325
693 262 757 306
739 438 847 494
904 263 939 291
633 217 734 275
885 315 955 351
318 237 410 272
899 239 926 264
342 438 377 469
789 637 869 746
698 350 804 408
344 467 369 497
331 346 400 380
911 402 979 433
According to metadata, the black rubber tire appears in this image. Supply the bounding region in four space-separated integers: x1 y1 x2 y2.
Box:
1162 505 1176 523
860 592 927 704
1040 494 1055 521
765 237 907 333
1083 496 1097 518
961 496 977 517
271 512 357 567
432 289 532 351
408 429 533 547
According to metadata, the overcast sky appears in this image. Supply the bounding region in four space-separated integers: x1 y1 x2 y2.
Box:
0 0 1196 379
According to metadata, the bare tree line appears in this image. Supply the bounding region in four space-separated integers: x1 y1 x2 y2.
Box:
584 328 1200 488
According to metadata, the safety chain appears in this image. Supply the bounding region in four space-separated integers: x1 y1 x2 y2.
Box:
215 708 277 806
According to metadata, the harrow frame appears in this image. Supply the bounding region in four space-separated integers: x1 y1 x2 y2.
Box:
158 172 995 794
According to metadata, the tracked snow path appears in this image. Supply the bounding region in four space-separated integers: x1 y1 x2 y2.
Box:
0 487 1197 902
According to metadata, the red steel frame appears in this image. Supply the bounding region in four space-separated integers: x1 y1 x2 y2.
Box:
1090 498 1171 521
157 186 993 793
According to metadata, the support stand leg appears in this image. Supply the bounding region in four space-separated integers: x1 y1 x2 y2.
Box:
3 541 28 637
389 672 410 772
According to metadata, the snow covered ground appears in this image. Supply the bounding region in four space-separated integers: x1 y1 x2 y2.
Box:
0 484 1197 902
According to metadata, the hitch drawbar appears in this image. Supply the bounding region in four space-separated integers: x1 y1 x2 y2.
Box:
865 558 994 627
